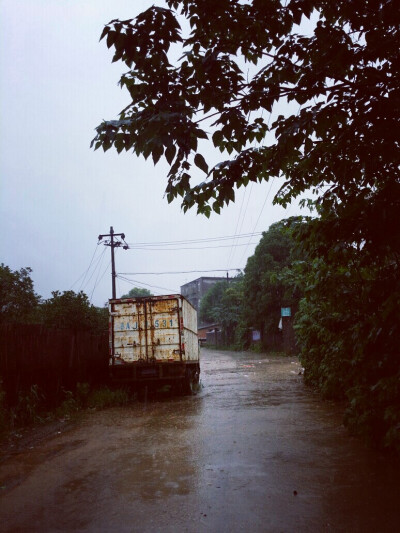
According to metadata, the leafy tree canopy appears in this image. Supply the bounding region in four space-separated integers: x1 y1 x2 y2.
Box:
200 278 241 322
200 280 229 325
293 219 400 451
92 0 399 252
0 264 40 324
242 217 302 340
40 290 107 333
121 287 152 298
199 277 243 344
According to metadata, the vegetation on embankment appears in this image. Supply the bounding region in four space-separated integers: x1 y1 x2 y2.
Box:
0 382 129 438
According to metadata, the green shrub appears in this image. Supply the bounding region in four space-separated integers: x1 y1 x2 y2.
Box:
76 382 91 408
295 244 400 453
87 387 129 409
14 385 43 426
55 389 78 418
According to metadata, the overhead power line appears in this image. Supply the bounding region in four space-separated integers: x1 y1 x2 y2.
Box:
239 177 276 265
119 268 243 275
81 246 108 293
234 182 254 263
125 242 258 252
70 243 102 291
76 243 99 291
90 260 111 302
226 188 247 270
125 231 262 247
117 275 177 294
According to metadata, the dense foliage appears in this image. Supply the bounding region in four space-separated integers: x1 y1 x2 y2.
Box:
0 264 40 324
199 277 243 344
0 265 108 334
93 0 399 228
242 218 301 349
199 219 301 348
121 287 152 298
293 219 400 452
40 291 108 333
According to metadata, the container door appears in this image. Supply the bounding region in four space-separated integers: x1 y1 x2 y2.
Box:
147 298 181 362
113 301 145 363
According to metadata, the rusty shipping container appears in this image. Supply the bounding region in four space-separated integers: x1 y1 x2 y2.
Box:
109 294 200 392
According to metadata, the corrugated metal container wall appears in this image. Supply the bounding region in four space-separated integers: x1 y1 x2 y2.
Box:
181 297 199 361
110 295 199 364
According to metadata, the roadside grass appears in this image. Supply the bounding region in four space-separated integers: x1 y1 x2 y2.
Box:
87 387 129 409
201 343 242 352
201 341 273 353
0 382 131 438
202 344 290 357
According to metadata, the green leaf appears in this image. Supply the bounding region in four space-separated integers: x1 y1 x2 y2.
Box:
196 128 208 140
212 130 223 147
165 144 176 165
194 153 209 174
106 31 116 49
100 26 110 42
152 144 164 165
304 138 313 154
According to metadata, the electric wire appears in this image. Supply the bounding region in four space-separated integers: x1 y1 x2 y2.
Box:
79 243 101 291
227 105 266 270
226 187 247 270
238 182 254 244
70 269 90 291
88 248 108 300
70 243 100 291
125 231 262 247
239 177 276 266
236 103 276 267
90 259 111 302
81 246 108 293
226 109 261 269
124 242 258 252
117 275 177 295
80 245 105 290
116 272 121 299
119 268 242 275
229 182 254 269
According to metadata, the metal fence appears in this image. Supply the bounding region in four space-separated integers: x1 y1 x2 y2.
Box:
0 324 108 407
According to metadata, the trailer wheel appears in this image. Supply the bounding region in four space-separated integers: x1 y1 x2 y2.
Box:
181 376 193 395
193 366 200 385
182 367 200 395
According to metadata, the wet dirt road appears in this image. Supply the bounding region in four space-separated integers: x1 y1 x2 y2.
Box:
1 349 399 532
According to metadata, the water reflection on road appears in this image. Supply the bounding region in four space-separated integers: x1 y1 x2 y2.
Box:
0 349 399 532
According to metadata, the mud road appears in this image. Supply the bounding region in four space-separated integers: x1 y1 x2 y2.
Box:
1 349 399 532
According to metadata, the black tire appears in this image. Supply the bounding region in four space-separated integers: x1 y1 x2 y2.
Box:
182 366 200 395
181 376 193 395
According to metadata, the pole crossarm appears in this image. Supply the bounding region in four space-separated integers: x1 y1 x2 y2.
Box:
98 226 128 299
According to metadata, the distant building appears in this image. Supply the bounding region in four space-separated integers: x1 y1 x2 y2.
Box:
180 276 227 328
198 323 221 344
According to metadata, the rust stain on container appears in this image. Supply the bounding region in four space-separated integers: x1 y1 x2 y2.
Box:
109 295 199 369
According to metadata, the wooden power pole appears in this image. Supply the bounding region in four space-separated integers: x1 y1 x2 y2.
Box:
98 226 128 299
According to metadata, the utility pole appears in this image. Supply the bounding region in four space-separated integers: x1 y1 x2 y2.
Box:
98 226 128 299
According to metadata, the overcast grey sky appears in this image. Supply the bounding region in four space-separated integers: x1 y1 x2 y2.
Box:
0 0 305 307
